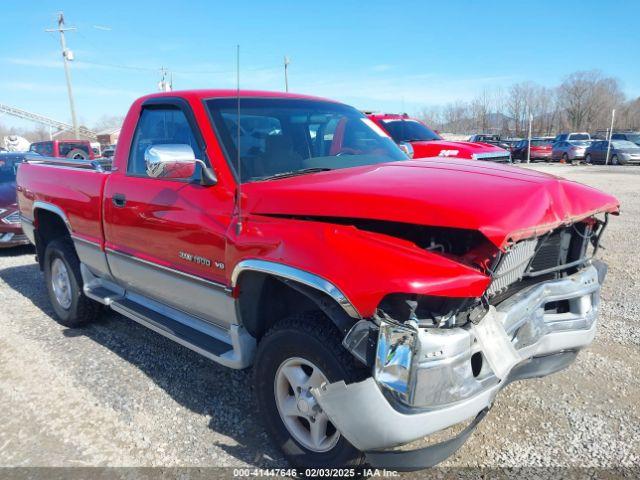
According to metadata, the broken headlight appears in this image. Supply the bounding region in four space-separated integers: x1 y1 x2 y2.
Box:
374 320 417 399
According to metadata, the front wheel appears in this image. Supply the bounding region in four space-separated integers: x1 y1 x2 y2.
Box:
611 155 619 165
253 312 365 468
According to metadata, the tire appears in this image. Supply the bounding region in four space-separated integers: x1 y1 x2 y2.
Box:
66 149 88 160
562 153 568 164
253 311 366 469
44 238 102 327
611 155 619 165
585 154 592 164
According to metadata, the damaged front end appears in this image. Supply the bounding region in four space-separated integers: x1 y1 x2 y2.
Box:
313 215 611 471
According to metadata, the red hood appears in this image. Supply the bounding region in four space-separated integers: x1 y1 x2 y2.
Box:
409 140 507 159
244 158 619 249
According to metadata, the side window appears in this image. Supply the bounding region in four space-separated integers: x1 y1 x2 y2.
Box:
128 107 202 177
611 134 622 140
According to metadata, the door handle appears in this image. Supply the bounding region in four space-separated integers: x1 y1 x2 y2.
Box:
112 193 127 208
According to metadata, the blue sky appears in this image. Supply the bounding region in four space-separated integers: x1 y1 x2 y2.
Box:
1 0 638 129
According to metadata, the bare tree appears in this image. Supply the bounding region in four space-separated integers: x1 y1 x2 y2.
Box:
557 70 624 131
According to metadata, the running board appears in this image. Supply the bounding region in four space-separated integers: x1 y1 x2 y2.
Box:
80 263 256 369
110 297 234 359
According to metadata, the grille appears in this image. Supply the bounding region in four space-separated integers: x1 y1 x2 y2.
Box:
487 226 590 300
2 211 20 224
486 238 537 297
472 152 512 163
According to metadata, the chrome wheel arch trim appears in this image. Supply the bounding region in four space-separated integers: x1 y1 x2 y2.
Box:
32 201 72 233
231 259 361 319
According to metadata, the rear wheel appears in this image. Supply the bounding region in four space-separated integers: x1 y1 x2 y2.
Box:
253 312 365 468
562 153 568 163
585 153 592 164
44 239 102 327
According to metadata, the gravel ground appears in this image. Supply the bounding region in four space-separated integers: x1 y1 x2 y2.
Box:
0 164 638 473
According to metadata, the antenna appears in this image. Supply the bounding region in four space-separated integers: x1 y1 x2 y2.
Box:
284 56 290 92
235 45 243 235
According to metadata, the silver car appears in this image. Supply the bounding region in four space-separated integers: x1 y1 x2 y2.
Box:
551 140 590 162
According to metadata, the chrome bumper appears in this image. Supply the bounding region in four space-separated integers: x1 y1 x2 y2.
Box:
313 262 605 455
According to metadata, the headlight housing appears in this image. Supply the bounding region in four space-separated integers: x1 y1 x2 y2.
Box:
374 320 417 399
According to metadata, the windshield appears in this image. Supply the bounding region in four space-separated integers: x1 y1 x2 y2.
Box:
380 119 441 142
624 134 640 144
207 98 407 182
612 140 639 149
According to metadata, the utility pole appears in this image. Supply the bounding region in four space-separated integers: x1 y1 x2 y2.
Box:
284 56 290 92
526 112 533 164
605 109 616 165
46 12 80 139
158 67 173 92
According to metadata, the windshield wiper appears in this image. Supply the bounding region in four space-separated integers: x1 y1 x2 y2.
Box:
257 167 333 181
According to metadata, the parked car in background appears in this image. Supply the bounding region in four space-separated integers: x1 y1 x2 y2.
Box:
29 140 95 160
0 152 30 248
511 137 554 162
585 140 640 165
467 134 511 150
367 113 511 162
554 132 591 143
611 131 640 147
552 140 590 163
101 145 116 158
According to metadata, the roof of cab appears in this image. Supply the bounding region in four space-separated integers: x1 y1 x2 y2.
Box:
137 89 340 104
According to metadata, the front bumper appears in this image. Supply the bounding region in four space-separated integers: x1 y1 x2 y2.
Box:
313 262 605 469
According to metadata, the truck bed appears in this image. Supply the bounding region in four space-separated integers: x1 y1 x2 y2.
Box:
17 156 111 245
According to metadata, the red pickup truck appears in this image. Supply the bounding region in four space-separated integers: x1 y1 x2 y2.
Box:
29 139 95 160
366 113 512 163
17 90 619 470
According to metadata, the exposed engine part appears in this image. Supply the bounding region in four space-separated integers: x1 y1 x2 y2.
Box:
377 294 480 329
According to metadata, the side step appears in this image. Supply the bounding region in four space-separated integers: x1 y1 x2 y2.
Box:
80 263 256 368
111 296 234 360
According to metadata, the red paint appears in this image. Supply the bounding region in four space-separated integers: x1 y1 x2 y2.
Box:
16 90 621 318
367 113 509 161
28 140 96 160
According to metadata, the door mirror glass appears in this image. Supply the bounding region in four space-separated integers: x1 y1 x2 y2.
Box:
145 144 197 179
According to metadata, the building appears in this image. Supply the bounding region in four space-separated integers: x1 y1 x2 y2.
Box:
96 128 120 146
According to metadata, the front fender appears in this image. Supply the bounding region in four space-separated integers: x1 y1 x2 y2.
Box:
227 216 490 318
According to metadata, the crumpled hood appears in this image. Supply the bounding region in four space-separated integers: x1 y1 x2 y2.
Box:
244 158 619 249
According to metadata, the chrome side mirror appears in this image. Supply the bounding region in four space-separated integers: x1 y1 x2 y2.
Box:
144 144 217 186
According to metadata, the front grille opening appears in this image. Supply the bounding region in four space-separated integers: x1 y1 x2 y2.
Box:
471 352 483 377
544 299 571 314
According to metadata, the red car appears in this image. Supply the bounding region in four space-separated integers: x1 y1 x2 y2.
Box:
17 90 618 470
29 140 95 160
367 113 512 162
0 152 30 248
511 137 555 162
